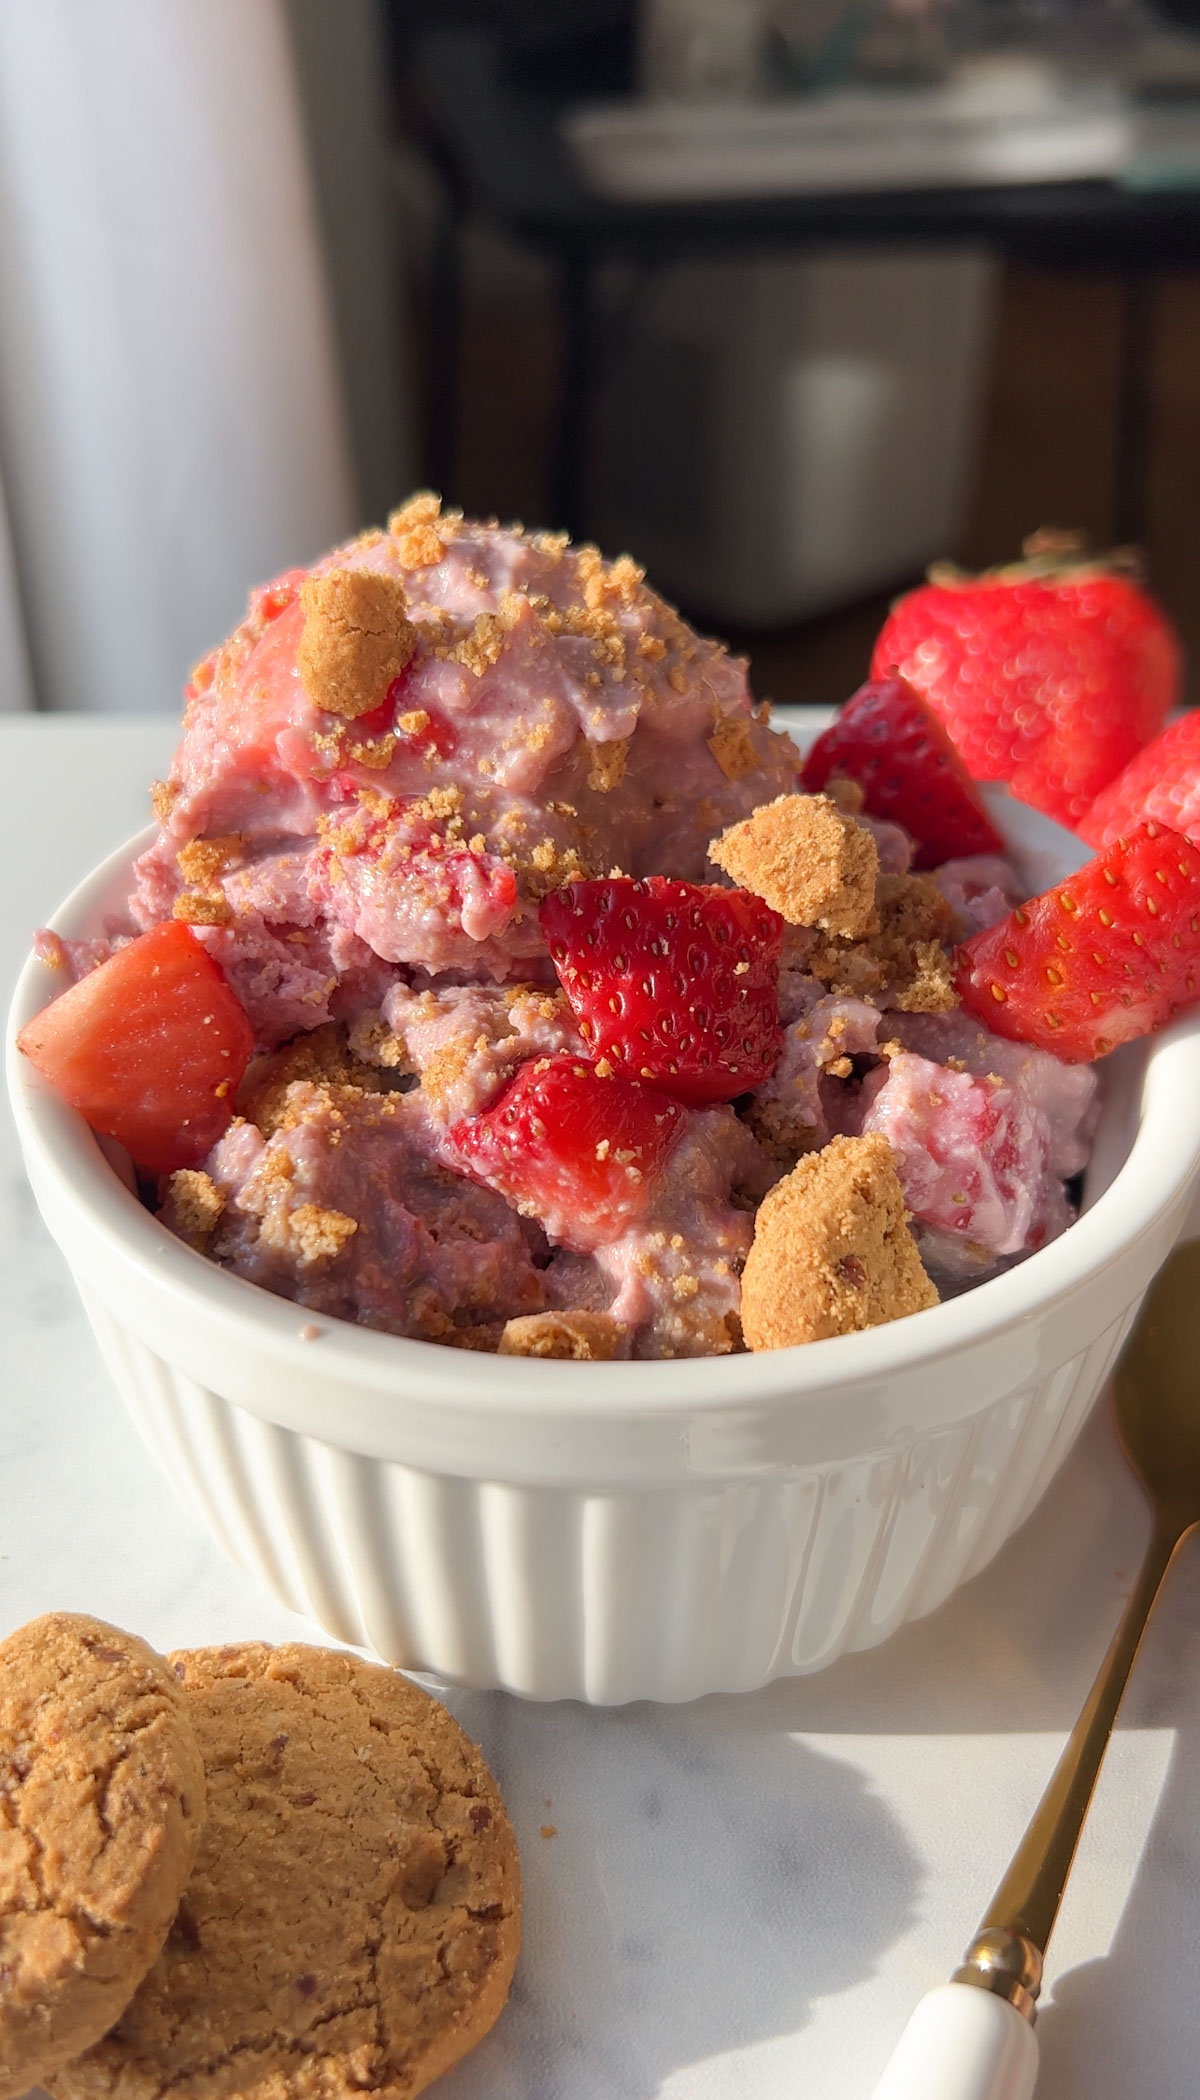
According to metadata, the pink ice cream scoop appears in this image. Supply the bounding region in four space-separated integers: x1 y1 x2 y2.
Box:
132 497 802 1043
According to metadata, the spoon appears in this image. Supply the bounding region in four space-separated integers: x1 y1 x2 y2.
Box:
870 1236 1200 2100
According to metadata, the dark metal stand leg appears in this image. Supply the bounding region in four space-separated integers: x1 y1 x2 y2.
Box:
554 249 592 539
1113 270 1155 549
426 174 465 502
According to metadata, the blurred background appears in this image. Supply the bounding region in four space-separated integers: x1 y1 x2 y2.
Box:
1 0 1199 718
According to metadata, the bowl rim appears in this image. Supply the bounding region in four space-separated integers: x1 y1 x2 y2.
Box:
10 814 1200 1423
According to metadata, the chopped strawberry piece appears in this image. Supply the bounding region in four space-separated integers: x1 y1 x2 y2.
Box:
248 566 306 628
859 1051 1069 1256
956 822 1200 1061
312 799 517 948
802 676 1004 870
17 921 254 1173
870 536 1179 830
205 595 308 786
447 1055 686 1251
539 876 783 1105
1080 709 1200 850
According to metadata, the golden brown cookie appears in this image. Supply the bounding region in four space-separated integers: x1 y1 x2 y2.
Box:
52 1643 521 2100
741 1132 939 1348
0 1613 206 2100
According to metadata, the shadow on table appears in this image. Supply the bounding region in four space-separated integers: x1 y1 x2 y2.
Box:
1027 1556 1200 2100
432 1398 1183 2097
438 1690 920 2100
740 1399 1157 1739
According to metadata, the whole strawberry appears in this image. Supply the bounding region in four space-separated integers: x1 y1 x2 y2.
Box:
540 876 783 1105
871 532 1180 831
956 821 1200 1061
1081 710 1200 850
802 674 1005 869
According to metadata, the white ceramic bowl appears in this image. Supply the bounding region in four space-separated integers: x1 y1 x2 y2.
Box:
10 798 1200 1703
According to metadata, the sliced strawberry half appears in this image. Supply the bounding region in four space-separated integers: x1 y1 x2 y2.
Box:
802 675 1005 870
447 1055 686 1251
956 822 1200 1061
1080 709 1200 850
539 876 783 1105
17 920 254 1173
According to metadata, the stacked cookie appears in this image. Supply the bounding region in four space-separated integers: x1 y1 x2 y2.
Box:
0 1616 520 2100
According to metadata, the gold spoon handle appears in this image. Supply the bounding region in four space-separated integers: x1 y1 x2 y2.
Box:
954 1511 1193 2017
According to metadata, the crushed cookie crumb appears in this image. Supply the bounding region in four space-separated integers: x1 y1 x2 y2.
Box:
441 1323 506 1353
415 784 463 825
587 738 628 794
177 835 243 886
520 837 589 900
260 1201 357 1266
707 709 762 782
806 872 958 1012
172 891 233 927
165 1169 225 1252
823 775 866 817
297 569 417 721
239 1024 407 1134
710 793 879 938
741 1133 938 1349
347 732 397 770
743 1094 821 1166
151 780 178 825
434 611 506 678
387 490 461 566
499 1311 624 1361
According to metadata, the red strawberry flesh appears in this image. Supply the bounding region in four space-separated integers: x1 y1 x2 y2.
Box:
956 821 1200 1061
1081 709 1200 850
802 675 1004 869
539 876 783 1106
447 1055 686 1251
871 557 1179 831
17 920 254 1172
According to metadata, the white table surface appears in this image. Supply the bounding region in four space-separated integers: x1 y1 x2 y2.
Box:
4 715 1199 2100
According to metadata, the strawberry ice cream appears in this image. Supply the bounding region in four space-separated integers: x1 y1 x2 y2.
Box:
18 510 1116 1359
132 495 802 1041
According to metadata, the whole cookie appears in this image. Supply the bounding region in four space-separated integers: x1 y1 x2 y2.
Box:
52 1643 521 2100
0 1612 207 2099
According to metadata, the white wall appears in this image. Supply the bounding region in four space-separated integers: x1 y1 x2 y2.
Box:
0 0 357 712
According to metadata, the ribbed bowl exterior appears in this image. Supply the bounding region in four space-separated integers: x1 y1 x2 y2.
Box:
12 810 1200 1704
80 1287 1135 1702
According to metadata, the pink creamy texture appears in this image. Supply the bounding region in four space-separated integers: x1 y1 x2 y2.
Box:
934 855 1025 935
582 1111 772 1357
125 508 1103 1355
133 511 801 1033
751 987 883 1152
187 1084 548 1342
743 980 1097 1286
855 1010 1098 1281
184 1072 769 1358
858 814 913 876
373 980 585 1123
